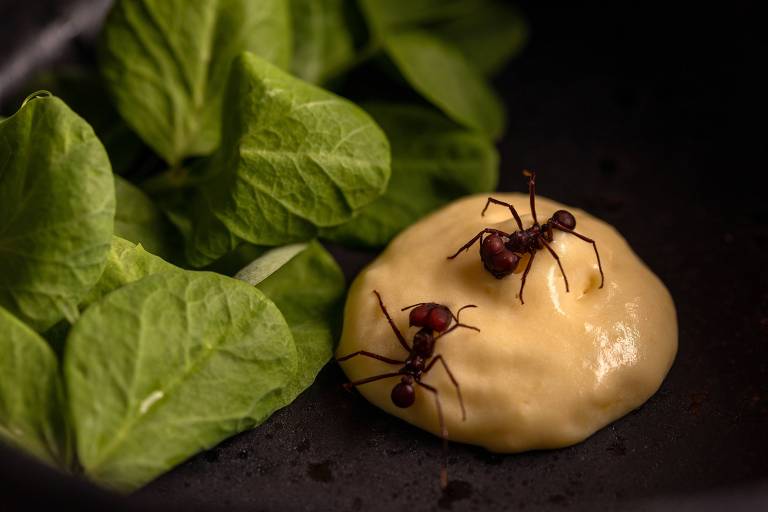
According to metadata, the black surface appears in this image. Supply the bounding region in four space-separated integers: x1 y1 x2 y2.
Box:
1 2 767 511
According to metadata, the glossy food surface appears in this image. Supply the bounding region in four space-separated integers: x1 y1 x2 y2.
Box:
338 193 677 451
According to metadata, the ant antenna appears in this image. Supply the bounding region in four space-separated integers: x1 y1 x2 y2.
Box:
400 302 426 312
452 304 477 323
523 169 538 225
435 309 480 340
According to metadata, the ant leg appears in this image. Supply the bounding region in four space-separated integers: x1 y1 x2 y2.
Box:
540 238 570 293
337 350 404 365
342 372 401 391
417 382 449 489
447 229 508 260
447 231 484 260
552 224 605 288
481 198 524 230
424 355 466 421
373 290 411 353
523 170 538 225
518 251 537 305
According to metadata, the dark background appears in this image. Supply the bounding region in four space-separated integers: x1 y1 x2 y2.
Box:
1 1 767 510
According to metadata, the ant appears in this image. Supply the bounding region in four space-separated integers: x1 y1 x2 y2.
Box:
337 290 479 488
447 170 604 304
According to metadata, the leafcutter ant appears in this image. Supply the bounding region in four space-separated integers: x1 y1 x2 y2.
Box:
447 170 605 304
337 290 479 488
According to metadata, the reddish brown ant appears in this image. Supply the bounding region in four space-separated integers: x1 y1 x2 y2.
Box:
447 170 605 304
337 290 479 488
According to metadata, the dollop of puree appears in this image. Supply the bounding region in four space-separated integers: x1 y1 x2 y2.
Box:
337 193 677 452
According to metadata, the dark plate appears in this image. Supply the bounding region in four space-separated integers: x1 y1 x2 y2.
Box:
1 2 766 510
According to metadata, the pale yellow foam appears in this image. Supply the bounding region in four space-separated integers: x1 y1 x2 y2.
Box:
337 193 677 452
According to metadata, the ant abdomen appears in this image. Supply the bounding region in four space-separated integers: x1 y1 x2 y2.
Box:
391 378 416 408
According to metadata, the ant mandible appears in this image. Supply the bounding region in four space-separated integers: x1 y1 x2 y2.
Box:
337 290 479 488
447 170 605 304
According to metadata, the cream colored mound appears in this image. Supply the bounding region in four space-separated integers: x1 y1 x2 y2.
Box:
337 193 677 453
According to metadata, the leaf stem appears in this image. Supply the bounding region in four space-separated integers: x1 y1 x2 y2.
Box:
141 166 190 194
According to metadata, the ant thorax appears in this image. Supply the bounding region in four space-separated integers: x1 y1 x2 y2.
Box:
510 225 548 250
411 327 435 359
404 356 426 374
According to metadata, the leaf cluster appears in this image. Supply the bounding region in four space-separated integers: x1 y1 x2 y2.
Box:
0 0 525 491
0 96 343 491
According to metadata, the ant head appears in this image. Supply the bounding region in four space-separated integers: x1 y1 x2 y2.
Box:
481 235 521 278
409 303 452 332
391 377 415 408
482 233 505 254
412 328 435 357
553 209 576 229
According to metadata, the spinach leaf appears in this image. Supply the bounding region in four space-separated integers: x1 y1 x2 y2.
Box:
0 94 115 331
100 0 292 166
114 176 179 261
358 0 474 35
358 0 527 77
322 103 498 246
65 271 297 492
254 241 345 398
432 1 528 76
383 30 505 138
19 68 145 174
0 306 72 468
86 236 341 414
80 237 178 308
177 52 390 267
204 242 269 277
357 0 507 136
290 0 356 84
158 187 242 268
234 243 309 285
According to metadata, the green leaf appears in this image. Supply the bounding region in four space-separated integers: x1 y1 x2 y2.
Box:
432 1 528 76
80 237 178 308
100 0 292 165
322 103 498 246
290 0 356 84
358 0 475 36
234 243 308 285
0 94 115 331
66 271 297 491
114 176 179 261
383 30 505 138
255 241 345 398
153 186 240 268
18 68 145 174
357 0 510 134
0 306 72 468
358 0 527 77
204 242 269 277
179 51 390 267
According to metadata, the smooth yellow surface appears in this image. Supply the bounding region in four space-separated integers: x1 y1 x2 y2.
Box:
337 193 677 452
